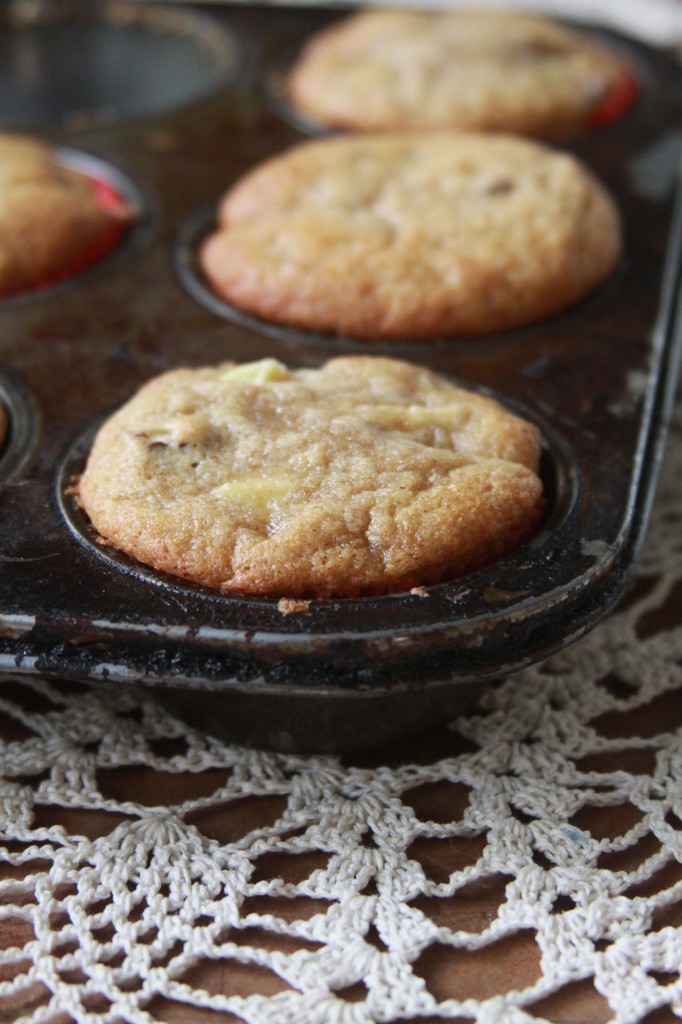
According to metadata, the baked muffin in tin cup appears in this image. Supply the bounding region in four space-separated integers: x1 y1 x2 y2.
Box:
61 354 578 602
274 7 638 139
178 131 622 344
0 134 153 305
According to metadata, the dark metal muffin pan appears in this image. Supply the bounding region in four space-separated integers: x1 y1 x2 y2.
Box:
0 3 681 752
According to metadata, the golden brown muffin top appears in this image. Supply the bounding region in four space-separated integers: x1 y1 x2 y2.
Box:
78 356 544 598
0 133 134 296
201 132 620 339
286 7 635 136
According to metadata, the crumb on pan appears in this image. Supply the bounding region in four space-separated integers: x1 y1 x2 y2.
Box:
278 597 312 615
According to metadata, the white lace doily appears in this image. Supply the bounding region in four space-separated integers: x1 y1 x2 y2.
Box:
1 392 681 1024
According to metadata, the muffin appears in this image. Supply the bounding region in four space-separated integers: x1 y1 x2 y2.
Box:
0 133 136 297
77 356 545 598
199 132 621 339
285 7 637 137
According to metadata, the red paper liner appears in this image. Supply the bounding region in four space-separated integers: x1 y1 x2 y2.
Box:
587 68 639 130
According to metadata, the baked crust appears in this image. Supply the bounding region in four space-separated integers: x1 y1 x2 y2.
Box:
0 133 134 296
285 8 635 136
200 132 621 339
78 356 545 598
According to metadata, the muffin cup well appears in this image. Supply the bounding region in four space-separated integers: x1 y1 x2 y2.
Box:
0 1 239 130
0 368 38 491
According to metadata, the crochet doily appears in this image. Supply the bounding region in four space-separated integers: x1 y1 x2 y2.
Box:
1 392 682 1024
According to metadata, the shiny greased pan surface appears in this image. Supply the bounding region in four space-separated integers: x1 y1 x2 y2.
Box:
0 2 681 752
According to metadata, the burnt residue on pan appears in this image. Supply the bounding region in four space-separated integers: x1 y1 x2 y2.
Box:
0 4 681 751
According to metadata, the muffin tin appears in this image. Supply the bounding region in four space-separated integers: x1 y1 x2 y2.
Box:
1 2 681 752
